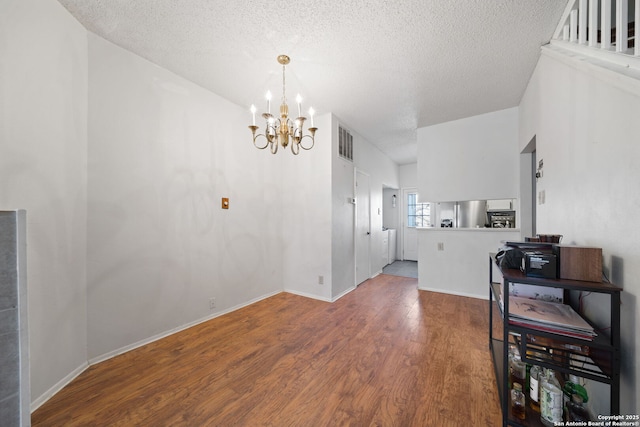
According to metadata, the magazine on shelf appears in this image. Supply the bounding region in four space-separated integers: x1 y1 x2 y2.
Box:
507 296 596 340
509 319 596 340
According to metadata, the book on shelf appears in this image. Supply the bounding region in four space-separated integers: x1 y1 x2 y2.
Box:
507 296 596 341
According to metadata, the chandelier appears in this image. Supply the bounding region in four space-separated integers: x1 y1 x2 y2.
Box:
249 55 317 154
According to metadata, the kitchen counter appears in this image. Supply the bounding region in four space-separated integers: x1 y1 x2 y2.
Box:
417 227 519 232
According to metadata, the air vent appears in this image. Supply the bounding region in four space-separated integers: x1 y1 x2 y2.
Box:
338 126 353 161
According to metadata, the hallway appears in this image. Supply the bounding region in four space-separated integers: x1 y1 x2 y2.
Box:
383 260 418 279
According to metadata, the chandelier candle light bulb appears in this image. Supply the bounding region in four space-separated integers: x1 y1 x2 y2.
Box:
248 55 318 155
266 91 272 114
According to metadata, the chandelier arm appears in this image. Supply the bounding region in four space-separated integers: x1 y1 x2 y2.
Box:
251 133 271 150
249 125 270 150
299 135 315 150
298 132 316 150
287 122 294 144
291 141 300 155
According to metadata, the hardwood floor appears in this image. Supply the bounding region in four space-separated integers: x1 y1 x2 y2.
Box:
32 274 501 426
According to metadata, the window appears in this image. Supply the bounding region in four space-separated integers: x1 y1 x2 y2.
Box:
407 193 430 227
338 126 353 161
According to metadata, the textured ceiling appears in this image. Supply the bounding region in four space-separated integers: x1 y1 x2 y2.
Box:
56 0 568 165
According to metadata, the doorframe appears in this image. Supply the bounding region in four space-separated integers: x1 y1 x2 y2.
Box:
520 136 537 238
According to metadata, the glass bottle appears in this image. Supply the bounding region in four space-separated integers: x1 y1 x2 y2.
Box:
563 375 589 405
529 364 542 412
565 394 591 422
511 382 526 420
508 344 519 388
540 369 563 427
509 356 526 390
508 345 525 390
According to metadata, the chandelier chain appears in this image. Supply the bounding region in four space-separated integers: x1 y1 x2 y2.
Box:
281 64 286 104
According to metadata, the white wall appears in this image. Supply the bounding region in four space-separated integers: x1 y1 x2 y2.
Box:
281 113 333 301
417 108 519 202
416 109 521 299
0 0 89 408
382 188 399 231
399 163 417 189
352 124 400 277
86 34 284 360
519 45 640 415
331 117 356 299
418 229 520 298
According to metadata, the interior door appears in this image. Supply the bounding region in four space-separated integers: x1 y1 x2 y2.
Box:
355 170 371 285
403 188 419 261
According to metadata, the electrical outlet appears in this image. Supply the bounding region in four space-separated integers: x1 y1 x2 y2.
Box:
209 298 216 310
318 275 324 285
437 242 444 251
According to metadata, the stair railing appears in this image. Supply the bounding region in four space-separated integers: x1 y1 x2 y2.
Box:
551 0 640 70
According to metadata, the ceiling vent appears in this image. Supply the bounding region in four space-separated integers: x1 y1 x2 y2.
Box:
338 126 353 162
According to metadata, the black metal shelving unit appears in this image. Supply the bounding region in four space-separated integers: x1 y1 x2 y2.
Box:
488 254 621 427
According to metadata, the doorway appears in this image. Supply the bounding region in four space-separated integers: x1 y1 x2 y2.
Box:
355 170 371 285
402 188 419 261
382 260 418 278
520 136 537 238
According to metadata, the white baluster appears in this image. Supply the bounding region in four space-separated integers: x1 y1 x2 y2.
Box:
553 0 578 40
602 0 612 49
633 0 640 56
571 9 579 42
589 0 599 46
564 24 570 41
579 0 588 44
616 0 628 52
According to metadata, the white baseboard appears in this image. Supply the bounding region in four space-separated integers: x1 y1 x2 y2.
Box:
31 362 88 413
283 288 332 302
417 286 488 301
88 289 282 366
331 285 356 302
283 285 358 303
31 290 282 412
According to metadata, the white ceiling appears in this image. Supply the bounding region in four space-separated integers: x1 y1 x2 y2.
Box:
56 0 568 165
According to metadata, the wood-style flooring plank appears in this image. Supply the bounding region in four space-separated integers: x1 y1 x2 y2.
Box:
32 274 501 426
